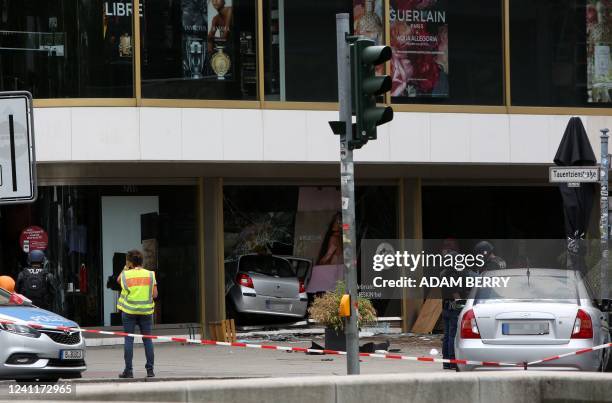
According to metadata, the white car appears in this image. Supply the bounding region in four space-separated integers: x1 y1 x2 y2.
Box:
455 268 611 371
0 288 86 381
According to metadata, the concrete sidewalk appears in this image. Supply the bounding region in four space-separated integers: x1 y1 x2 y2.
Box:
7 371 612 402
82 334 444 380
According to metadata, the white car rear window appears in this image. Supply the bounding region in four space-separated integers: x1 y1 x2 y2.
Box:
475 275 578 304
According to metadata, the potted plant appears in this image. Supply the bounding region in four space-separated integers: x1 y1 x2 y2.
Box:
308 282 377 351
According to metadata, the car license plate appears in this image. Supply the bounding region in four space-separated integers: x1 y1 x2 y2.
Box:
265 300 287 311
60 349 83 360
502 322 549 335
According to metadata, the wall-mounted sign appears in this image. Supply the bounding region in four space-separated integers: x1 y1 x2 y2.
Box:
20 226 48 253
549 166 600 183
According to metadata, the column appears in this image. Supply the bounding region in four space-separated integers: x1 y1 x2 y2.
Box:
399 178 423 332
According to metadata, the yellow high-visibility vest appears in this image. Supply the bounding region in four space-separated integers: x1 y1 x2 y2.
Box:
117 268 155 315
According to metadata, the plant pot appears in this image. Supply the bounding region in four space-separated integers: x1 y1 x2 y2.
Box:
324 327 346 351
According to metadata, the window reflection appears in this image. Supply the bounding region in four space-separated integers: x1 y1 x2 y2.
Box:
510 0 606 107
141 0 257 100
0 0 134 98
263 0 352 102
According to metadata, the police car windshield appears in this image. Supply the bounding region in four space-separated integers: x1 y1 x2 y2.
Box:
0 288 32 306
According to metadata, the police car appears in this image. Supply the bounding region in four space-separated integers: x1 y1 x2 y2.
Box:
0 287 86 382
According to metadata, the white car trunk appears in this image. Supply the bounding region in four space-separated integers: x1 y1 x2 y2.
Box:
473 302 578 345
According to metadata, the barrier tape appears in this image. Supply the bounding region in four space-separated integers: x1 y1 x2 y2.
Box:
0 319 519 367
2 319 607 368
527 342 612 366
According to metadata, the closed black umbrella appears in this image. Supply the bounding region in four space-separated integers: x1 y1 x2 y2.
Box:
554 117 596 271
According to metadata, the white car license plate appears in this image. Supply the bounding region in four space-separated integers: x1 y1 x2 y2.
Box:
502 322 549 335
60 350 83 360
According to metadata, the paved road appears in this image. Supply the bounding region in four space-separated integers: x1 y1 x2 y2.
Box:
83 334 445 380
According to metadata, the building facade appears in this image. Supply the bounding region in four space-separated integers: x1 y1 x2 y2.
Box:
0 0 610 331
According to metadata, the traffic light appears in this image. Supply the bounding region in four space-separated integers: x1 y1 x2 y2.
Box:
350 38 393 149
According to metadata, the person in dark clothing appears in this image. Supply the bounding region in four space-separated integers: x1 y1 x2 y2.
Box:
15 250 56 311
439 239 464 370
474 240 506 272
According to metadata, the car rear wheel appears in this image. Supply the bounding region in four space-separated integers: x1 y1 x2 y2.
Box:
225 298 245 325
603 349 612 372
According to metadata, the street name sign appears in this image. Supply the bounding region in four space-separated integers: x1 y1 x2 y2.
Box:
0 91 36 204
549 166 600 183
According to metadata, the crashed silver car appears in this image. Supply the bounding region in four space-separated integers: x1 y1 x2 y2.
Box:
0 288 86 381
225 254 311 319
455 268 611 371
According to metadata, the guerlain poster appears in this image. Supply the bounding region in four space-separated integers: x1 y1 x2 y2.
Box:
389 0 449 98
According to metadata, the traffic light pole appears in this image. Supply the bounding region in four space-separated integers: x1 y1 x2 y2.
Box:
336 13 360 375
601 129 609 301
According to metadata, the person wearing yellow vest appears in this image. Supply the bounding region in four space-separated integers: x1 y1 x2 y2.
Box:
116 249 158 378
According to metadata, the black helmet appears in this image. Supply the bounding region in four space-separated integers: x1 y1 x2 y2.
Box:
28 250 46 264
443 249 459 258
474 241 494 257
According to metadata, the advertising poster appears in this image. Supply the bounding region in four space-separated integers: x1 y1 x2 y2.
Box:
587 0 612 103
389 0 449 98
293 187 341 261
19 226 49 253
353 0 384 45
353 0 384 74
293 187 343 294
103 1 144 62
207 0 234 80
180 0 235 80
181 0 208 79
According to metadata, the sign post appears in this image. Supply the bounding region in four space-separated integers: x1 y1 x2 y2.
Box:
601 129 609 301
0 91 36 204
549 135 612 300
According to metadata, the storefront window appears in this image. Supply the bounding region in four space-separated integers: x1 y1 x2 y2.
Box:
509 0 605 107
422 186 565 239
223 185 399 318
0 185 197 327
0 0 134 98
263 0 352 102
141 0 257 100
390 0 503 105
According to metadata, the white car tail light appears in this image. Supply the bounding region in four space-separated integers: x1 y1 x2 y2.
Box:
235 273 254 289
571 309 593 339
460 309 480 339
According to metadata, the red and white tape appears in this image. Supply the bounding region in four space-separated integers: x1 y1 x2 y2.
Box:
3 319 608 368
527 343 612 366
0 319 518 367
